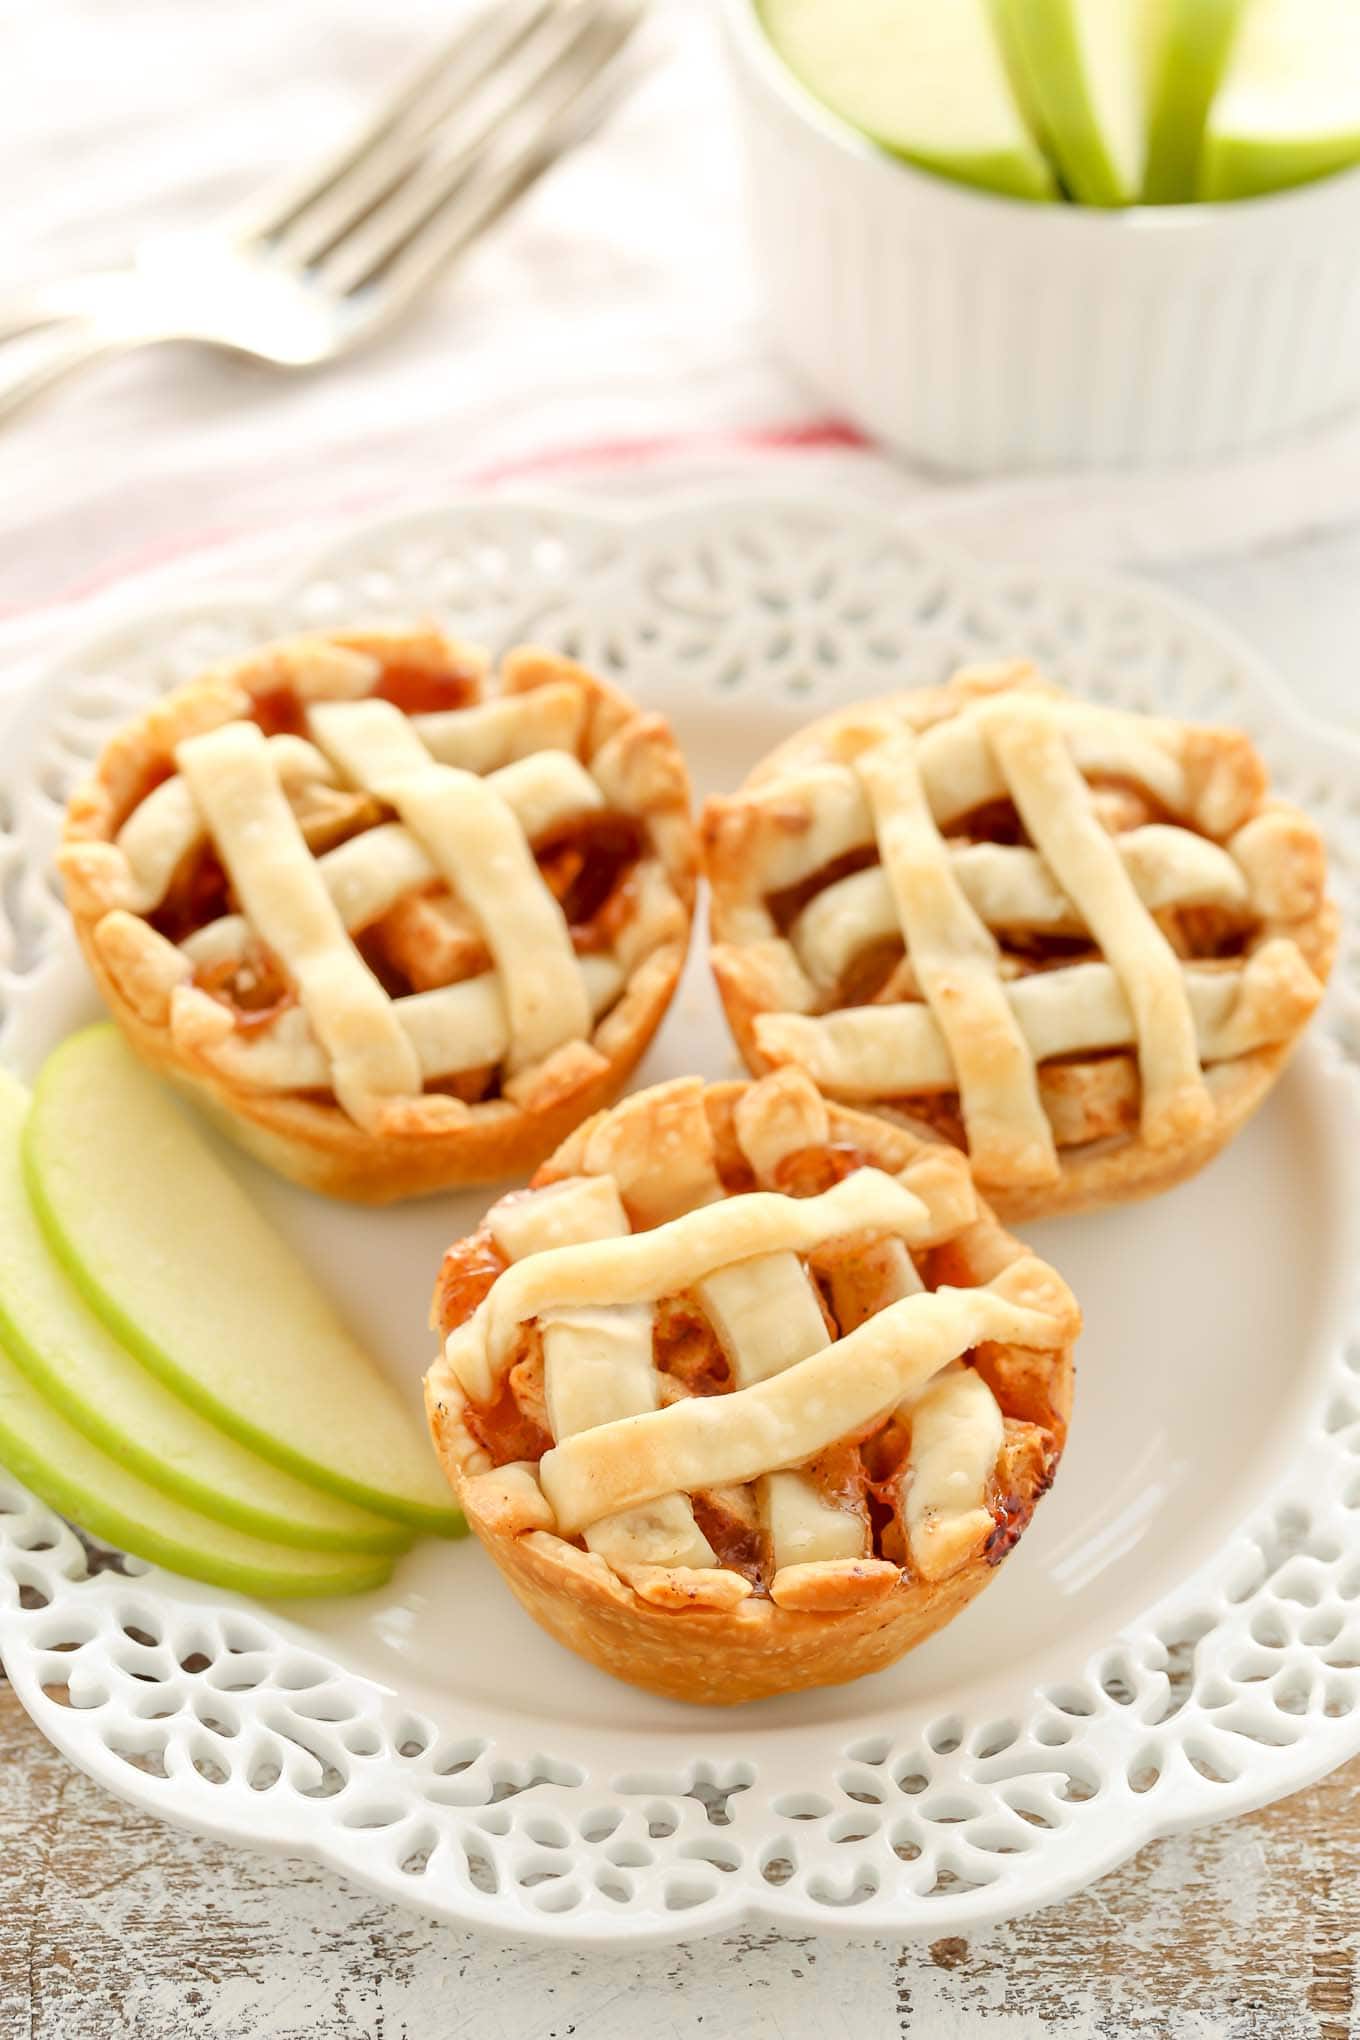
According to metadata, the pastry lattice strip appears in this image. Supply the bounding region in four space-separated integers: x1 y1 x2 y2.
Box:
489 1176 720 1583
447 1113 1057 1605
698 1075 931 1600
108 684 637 1130
714 689 1325 1181
756 941 1320 1100
791 826 1250 989
536 1279 1047 1539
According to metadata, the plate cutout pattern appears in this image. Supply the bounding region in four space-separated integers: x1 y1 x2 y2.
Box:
2 494 1360 1940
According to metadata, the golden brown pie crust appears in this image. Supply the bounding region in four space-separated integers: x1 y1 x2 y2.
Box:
702 663 1336 1220
425 1076 1078 1705
60 627 697 1203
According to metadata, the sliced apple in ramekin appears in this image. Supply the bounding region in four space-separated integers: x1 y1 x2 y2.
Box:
760 0 1058 200
1201 0 1360 200
997 0 1160 205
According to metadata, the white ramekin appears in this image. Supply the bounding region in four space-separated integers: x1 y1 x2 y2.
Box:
720 0 1360 473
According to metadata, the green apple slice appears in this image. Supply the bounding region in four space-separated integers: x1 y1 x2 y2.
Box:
999 0 1165 206
25 1029 460 1536
0 1343 394 1597
986 0 1058 165
0 1071 407 1556
1201 0 1360 201
759 0 1058 203
1144 0 1248 202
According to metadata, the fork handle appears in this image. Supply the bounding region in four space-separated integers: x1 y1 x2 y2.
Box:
0 326 159 429
0 271 136 345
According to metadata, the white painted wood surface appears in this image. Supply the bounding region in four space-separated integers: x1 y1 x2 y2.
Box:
1 1679 1355 2036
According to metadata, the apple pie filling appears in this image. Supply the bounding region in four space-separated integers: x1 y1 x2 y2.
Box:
430 1070 1074 1615
765 772 1272 1153
61 629 696 1160
704 664 1334 1209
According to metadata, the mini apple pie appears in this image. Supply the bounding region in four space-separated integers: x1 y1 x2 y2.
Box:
61 627 696 1202
425 1068 1077 1704
703 663 1335 1219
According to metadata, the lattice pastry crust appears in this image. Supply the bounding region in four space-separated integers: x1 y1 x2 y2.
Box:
703 663 1336 1219
425 1068 1077 1705
60 627 696 1202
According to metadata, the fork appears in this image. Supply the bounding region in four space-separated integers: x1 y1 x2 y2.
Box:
0 0 644 427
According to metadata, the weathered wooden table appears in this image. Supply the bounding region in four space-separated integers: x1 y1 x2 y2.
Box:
1 1681 1353 2037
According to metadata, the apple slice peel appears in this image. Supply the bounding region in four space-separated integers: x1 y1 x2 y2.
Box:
0 1070 411 1555
1201 0 1360 200
760 0 1058 201
24 1028 461 1535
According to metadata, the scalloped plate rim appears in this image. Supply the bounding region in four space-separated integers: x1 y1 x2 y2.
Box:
0 484 1357 1946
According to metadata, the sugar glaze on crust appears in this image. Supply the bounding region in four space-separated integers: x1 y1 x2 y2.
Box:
425 1069 1078 1705
702 661 1336 1220
60 627 697 1203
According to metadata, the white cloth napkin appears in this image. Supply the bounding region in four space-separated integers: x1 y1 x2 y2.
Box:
6 0 1360 658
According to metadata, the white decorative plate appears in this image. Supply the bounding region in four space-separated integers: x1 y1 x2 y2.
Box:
2 490 1360 1947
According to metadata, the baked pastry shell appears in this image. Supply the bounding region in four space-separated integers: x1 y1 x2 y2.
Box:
704 678 1338 1222
426 1084 1076 1706
60 633 698 1204
711 943 1336 1226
